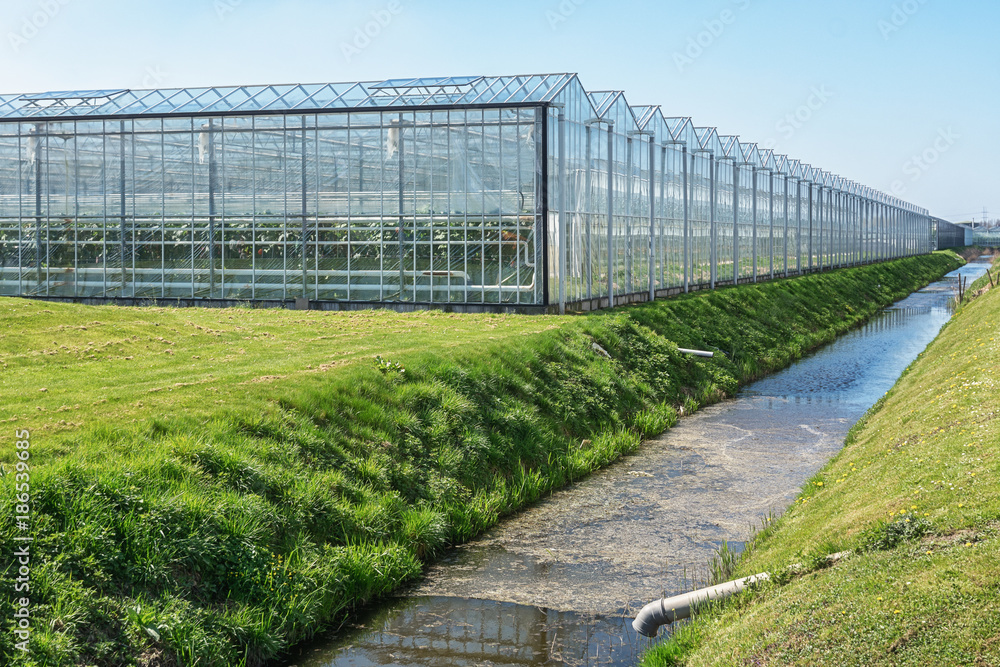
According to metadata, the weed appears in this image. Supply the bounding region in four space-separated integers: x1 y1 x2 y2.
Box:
860 517 933 552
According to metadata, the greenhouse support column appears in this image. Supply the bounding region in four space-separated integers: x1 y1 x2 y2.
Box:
796 181 802 273
827 189 832 268
906 210 911 256
861 197 871 264
659 145 667 290
709 155 716 290
823 188 829 270
831 190 837 267
682 148 690 293
900 209 904 256
896 207 902 258
861 195 871 264
889 206 894 258
877 203 882 260
33 126 43 289
862 198 868 262
648 138 656 301
875 201 880 259
880 203 886 260
807 185 813 271
882 203 886 260
825 188 831 268
890 206 895 258
833 190 839 268
899 208 904 258
855 195 860 262
584 124 592 300
783 176 789 277
625 135 633 293
846 194 851 264
864 198 869 262
768 171 774 279
120 121 127 297
850 195 856 264
818 187 825 272
861 197 867 262
301 119 309 300
607 123 615 305
732 163 739 284
397 115 405 300
849 195 855 264
843 192 848 265
207 119 217 298
860 197 865 263
751 168 757 282
557 105 567 315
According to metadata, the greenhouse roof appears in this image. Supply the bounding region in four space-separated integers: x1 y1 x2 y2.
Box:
0 72 925 212
0 74 579 121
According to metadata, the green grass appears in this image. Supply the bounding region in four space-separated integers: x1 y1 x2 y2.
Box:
642 253 1000 667
0 252 962 666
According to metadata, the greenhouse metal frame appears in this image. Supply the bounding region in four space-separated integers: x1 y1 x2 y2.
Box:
0 74 932 313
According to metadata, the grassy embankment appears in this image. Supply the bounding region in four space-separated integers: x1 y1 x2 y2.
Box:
642 253 999 667
0 252 961 667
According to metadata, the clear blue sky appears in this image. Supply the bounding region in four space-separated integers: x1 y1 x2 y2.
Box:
2 0 996 221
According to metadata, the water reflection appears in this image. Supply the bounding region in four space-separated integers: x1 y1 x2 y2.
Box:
285 597 651 667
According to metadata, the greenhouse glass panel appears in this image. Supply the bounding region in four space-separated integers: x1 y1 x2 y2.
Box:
0 74 931 312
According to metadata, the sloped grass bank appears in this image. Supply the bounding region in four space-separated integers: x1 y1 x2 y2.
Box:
642 254 1000 667
0 253 961 666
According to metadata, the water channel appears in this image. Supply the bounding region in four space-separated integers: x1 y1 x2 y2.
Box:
282 258 992 667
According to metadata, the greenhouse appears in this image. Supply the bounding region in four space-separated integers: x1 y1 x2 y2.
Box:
0 74 932 312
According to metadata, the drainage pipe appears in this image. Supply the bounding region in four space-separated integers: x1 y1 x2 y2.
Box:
632 573 769 638
677 348 714 358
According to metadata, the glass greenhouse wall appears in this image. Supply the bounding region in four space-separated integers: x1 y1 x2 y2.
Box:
933 218 973 249
0 75 932 312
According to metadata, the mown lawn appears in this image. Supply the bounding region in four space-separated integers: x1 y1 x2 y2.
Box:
0 304 561 442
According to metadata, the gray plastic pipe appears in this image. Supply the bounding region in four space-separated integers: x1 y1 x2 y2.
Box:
632 573 770 637
677 348 714 358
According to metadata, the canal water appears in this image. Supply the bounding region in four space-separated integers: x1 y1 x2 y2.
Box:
283 259 992 667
